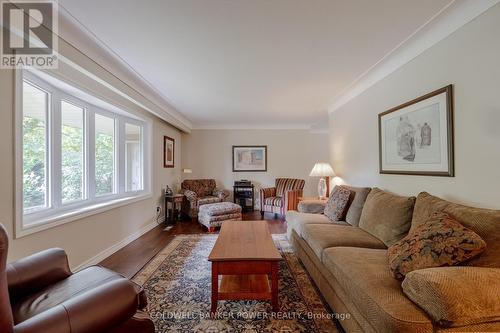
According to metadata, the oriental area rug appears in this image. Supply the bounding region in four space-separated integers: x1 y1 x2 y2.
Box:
133 234 342 333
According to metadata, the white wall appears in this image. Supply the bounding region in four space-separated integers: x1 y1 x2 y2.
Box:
182 129 329 208
329 4 500 209
0 38 182 268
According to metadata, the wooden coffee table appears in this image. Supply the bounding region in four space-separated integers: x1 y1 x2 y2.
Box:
208 221 282 314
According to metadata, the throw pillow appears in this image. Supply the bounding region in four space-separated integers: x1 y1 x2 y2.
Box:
358 188 416 247
342 186 371 227
402 267 500 327
388 212 487 279
324 186 351 221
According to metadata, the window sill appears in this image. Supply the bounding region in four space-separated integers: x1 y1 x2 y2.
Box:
16 193 152 239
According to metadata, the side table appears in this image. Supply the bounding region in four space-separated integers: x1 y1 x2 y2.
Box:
165 194 184 224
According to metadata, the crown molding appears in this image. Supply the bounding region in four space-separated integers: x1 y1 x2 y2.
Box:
328 0 500 114
192 124 313 130
57 4 193 132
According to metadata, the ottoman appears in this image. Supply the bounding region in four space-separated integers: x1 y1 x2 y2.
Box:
198 202 242 232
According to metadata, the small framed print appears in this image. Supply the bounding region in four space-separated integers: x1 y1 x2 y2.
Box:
379 85 454 176
232 146 267 172
163 136 175 168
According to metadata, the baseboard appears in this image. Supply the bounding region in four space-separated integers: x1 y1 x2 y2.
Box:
72 218 162 271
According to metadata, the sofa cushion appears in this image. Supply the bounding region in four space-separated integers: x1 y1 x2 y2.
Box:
359 188 416 247
412 192 500 267
324 186 351 221
402 267 500 327
285 210 348 240
322 247 433 333
302 224 386 260
343 186 371 227
388 212 486 279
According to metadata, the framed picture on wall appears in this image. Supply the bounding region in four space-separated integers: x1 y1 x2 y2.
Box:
163 136 175 168
378 85 454 176
232 146 267 172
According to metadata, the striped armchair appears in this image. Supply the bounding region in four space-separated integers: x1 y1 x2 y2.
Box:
260 178 305 218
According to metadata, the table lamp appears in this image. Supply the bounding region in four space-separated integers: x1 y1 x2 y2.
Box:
309 162 335 199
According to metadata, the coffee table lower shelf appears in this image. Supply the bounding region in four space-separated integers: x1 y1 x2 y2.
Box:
210 261 280 314
219 274 271 300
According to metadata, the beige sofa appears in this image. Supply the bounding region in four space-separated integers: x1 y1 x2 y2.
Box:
286 188 500 333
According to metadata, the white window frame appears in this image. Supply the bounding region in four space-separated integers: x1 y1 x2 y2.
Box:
60 98 87 205
15 70 152 238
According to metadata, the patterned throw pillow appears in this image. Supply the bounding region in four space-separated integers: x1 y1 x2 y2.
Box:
388 212 486 279
324 186 351 221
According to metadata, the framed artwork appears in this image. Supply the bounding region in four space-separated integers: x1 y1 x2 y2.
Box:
163 136 175 168
232 146 267 172
378 85 454 176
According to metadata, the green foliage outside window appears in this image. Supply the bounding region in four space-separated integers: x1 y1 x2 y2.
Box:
23 117 46 210
23 117 115 210
95 132 114 195
61 124 83 202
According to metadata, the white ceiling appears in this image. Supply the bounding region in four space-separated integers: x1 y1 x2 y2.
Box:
59 0 454 129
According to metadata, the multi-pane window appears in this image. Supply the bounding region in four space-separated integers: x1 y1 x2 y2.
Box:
125 123 143 192
95 114 115 196
22 81 49 213
61 101 85 203
20 71 149 231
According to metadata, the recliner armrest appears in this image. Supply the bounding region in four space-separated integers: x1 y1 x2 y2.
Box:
7 248 72 302
14 279 139 333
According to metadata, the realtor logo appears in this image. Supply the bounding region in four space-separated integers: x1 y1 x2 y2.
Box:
1 0 58 68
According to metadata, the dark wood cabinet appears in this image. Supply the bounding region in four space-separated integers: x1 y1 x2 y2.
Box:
233 184 254 212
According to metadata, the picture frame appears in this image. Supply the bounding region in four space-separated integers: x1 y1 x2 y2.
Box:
163 136 175 168
378 85 454 177
232 146 267 172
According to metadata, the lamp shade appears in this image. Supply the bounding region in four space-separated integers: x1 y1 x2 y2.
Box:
309 162 335 177
182 168 192 174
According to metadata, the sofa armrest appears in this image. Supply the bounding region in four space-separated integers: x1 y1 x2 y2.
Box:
180 189 197 202
297 200 326 214
213 188 229 200
7 248 72 302
402 267 500 327
284 189 303 212
14 279 139 333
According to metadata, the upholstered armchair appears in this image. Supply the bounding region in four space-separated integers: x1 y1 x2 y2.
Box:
260 178 305 218
0 224 154 333
180 179 230 218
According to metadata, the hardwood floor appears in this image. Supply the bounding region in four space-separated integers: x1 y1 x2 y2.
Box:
98 211 287 279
